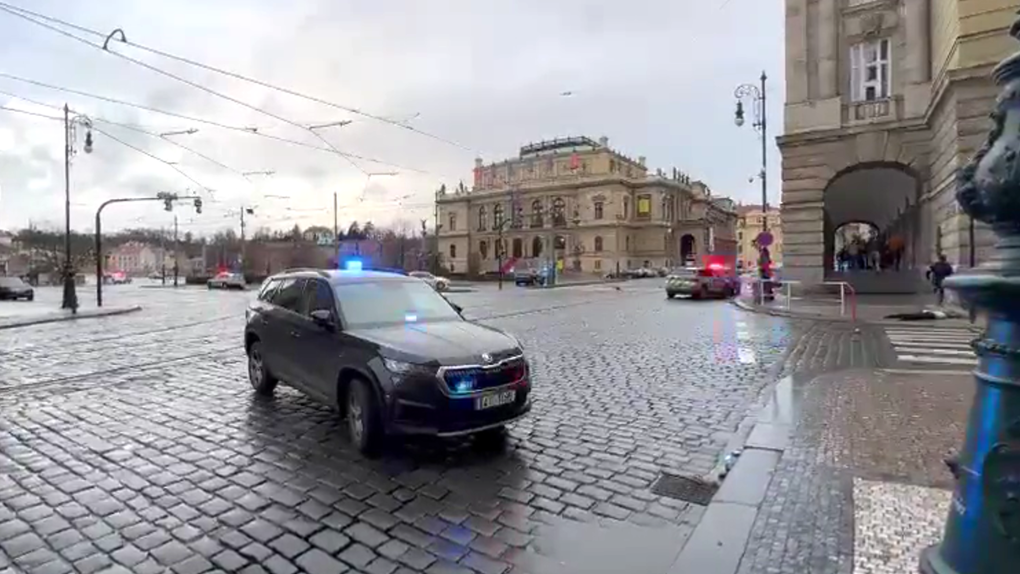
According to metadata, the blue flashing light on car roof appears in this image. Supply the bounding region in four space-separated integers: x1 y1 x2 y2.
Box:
344 259 363 271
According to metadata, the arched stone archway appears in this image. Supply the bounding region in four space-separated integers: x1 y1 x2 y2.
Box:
779 128 931 288
815 162 928 292
680 234 696 263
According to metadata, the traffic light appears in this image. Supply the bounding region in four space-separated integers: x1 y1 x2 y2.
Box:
194 198 202 214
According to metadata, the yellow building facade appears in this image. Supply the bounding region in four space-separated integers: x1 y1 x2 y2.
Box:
736 205 783 271
436 136 739 276
780 0 1018 289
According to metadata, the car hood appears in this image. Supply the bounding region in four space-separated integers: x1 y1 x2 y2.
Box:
348 320 521 366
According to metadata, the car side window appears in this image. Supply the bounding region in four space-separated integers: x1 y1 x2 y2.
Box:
303 280 335 316
257 279 279 302
270 278 306 313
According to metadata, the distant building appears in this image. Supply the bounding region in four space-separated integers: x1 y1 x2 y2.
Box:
436 136 738 276
107 242 158 275
736 205 783 271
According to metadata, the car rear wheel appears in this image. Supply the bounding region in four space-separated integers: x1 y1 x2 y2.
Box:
347 378 383 456
666 292 675 299
247 341 278 396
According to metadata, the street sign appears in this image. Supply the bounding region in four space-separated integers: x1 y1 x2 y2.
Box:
756 231 773 247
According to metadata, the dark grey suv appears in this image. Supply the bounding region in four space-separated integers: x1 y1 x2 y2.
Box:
244 269 532 455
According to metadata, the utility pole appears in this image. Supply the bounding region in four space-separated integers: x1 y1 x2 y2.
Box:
160 226 167 285
173 214 179 287
240 207 253 275
333 192 339 243
433 188 441 275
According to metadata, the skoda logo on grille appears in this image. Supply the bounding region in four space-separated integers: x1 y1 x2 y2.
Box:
481 353 493 364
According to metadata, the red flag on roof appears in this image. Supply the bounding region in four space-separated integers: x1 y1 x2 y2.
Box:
570 153 580 171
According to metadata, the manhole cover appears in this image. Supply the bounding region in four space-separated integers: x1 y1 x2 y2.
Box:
650 473 718 506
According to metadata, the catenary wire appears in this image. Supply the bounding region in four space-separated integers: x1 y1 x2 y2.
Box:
0 1 478 154
0 72 429 174
0 7 373 176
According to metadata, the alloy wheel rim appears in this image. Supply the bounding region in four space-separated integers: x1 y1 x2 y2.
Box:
348 395 364 443
249 349 262 387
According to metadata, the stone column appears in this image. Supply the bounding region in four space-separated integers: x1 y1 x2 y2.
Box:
906 0 931 84
817 0 839 98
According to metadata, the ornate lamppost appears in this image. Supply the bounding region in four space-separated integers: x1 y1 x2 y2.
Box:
734 72 770 278
61 105 94 313
919 16 1020 574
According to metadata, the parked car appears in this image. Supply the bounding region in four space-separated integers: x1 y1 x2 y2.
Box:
409 271 450 292
208 272 246 290
514 266 541 286
0 277 34 301
665 265 739 299
244 269 532 455
104 272 132 285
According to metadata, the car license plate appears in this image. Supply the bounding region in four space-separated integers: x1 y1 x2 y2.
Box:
475 390 515 410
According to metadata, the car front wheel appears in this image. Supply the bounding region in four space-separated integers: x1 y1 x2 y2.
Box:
247 341 278 396
347 378 383 456
473 426 508 451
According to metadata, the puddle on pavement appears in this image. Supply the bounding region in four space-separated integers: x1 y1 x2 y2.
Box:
756 374 811 426
520 515 690 574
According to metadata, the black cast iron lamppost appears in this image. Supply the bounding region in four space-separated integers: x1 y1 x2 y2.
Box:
62 104 94 313
918 15 1020 574
734 73 770 276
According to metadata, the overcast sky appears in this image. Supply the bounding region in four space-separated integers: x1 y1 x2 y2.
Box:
0 0 783 236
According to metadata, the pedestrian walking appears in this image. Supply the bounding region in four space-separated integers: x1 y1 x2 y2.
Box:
926 254 954 306
888 233 904 270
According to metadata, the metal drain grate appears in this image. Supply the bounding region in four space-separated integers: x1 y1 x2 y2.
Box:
650 473 718 506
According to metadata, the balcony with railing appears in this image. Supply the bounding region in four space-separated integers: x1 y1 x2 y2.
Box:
842 96 902 126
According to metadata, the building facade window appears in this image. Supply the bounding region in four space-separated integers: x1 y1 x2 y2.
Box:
552 197 567 227
636 194 652 218
594 236 603 252
594 201 604 220
532 236 543 258
493 204 504 228
530 199 543 227
512 238 523 258
449 243 457 258
480 240 488 259
850 38 891 102
623 198 630 219
594 259 602 271
448 212 456 231
625 236 631 251
477 206 487 231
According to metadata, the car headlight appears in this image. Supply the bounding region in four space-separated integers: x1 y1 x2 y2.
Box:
382 358 435 380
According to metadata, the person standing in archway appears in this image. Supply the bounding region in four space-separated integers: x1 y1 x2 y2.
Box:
888 233 905 271
847 240 860 271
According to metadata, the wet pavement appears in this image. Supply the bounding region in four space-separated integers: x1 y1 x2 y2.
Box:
735 369 968 574
0 280 799 573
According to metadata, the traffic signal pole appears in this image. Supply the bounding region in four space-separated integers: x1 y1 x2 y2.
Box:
95 193 201 307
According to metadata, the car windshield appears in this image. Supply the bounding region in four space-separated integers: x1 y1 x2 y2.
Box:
0 277 26 287
334 280 461 328
409 272 433 279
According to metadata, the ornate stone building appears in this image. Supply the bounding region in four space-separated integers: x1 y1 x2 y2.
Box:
780 0 1013 290
436 136 737 276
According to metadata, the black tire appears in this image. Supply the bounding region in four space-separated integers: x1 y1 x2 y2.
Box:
666 292 675 299
246 341 278 396
346 378 383 456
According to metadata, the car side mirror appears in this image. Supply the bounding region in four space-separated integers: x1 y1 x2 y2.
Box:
309 309 336 330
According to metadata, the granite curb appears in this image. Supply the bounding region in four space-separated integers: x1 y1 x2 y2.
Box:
0 305 143 330
731 298 982 330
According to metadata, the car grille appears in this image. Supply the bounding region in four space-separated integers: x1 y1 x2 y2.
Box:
440 356 527 393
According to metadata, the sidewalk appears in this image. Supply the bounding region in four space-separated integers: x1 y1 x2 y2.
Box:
0 304 141 330
670 369 968 574
733 291 981 329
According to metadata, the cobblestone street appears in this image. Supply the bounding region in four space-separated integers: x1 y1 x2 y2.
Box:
0 281 796 574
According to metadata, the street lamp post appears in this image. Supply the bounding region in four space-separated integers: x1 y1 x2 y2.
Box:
918 17 1020 574
734 72 770 275
62 104 94 313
